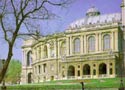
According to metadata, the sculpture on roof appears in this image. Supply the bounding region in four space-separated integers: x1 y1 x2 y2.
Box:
86 6 100 17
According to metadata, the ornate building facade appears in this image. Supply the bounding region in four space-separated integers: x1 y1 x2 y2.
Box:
21 0 125 84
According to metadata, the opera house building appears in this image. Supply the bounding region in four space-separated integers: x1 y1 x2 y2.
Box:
21 1 125 83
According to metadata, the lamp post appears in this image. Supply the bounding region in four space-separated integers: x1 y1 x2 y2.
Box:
118 22 125 90
119 52 124 90
80 82 84 90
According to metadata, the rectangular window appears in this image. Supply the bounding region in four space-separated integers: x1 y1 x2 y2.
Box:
110 68 113 75
43 64 46 73
38 65 41 74
78 70 80 76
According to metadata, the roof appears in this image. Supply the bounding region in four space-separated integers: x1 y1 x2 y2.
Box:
67 13 121 31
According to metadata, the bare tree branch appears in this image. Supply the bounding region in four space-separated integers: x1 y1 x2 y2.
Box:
0 0 73 83
0 17 10 43
10 0 17 17
25 0 47 17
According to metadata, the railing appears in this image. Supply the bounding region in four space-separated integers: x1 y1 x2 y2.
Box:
67 22 119 32
61 54 115 62
82 75 92 79
98 74 108 78
61 74 115 80
67 76 79 79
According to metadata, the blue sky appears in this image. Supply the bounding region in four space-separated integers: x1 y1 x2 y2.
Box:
0 0 122 61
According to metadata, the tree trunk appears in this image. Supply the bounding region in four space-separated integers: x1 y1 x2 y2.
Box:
0 44 13 83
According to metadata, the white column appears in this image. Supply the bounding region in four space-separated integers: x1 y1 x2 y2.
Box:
70 36 72 55
111 32 115 50
80 35 83 54
34 48 36 60
96 33 99 52
32 49 34 63
36 48 38 60
84 35 87 54
66 37 70 56
58 40 60 57
48 44 50 58
22 50 26 66
41 46 43 59
99 33 102 51
37 47 39 60
107 63 110 77
24 50 26 66
110 33 113 50
115 31 118 51
54 40 57 58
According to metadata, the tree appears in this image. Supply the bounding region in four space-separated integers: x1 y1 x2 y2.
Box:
5 59 21 84
0 0 73 83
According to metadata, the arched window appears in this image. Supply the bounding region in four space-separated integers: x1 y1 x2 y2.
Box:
44 45 48 58
68 65 75 76
99 63 107 74
88 36 95 52
103 34 110 50
83 64 90 75
74 38 80 54
27 51 32 66
60 41 66 55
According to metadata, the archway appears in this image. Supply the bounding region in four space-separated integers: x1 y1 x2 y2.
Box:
99 63 107 74
28 72 32 83
83 64 90 75
68 65 75 76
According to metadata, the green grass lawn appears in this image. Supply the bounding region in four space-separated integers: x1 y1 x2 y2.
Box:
6 77 125 89
34 77 125 88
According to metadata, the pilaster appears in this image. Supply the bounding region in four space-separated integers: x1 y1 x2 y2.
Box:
66 37 70 56
22 50 26 66
80 35 84 54
115 31 118 51
98 33 102 51
90 63 93 78
48 44 50 58
96 64 99 78
111 32 115 50
112 62 116 77
36 47 38 60
84 35 87 54
107 62 110 76
70 36 72 55
54 40 57 58
109 32 114 51
41 46 44 59
75 65 77 77
58 40 60 57
96 33 99 52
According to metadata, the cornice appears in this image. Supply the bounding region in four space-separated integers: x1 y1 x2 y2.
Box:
22 23 119 49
